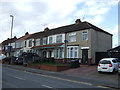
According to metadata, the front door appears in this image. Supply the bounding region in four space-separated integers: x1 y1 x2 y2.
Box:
82 49 88 64
49 51 52 58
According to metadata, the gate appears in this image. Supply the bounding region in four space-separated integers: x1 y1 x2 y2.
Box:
95 52 120 64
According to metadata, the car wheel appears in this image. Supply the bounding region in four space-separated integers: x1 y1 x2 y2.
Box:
112 68 115 74
98 71 102 73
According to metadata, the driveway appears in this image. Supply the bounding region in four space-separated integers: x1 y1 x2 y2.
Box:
62 65 119 84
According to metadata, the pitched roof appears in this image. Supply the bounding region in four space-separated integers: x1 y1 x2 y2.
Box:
1 37 17 45
108 45 120 52
26 21 112 40
16 34 32 42
26 32 44 40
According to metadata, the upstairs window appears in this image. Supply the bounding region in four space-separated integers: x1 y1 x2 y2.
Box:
24 41 27 47
49 37 53 44
56 35 62 43
29 40 32 47
35 38 40 46
43 37 47 45
68 32 76 42
82 31 88 40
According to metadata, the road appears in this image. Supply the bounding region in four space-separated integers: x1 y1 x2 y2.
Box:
2 66 111 89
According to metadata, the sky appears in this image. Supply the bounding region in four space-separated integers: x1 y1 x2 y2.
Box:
0 0 119 48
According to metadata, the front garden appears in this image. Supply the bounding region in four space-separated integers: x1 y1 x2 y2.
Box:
2 57 73 72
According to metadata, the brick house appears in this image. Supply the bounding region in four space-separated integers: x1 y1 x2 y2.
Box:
13 32 31 57
24 19 112 64
0 36 17 56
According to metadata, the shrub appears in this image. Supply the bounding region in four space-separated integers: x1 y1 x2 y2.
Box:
2 57 11 64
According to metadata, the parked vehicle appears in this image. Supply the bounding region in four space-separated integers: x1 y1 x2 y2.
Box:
0 54 6 60
15 52 39 65
98 58 120 73
15 57 23 65
118 64 120 75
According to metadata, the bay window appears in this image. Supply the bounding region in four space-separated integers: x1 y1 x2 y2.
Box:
55 48 63 58
67 46 78 58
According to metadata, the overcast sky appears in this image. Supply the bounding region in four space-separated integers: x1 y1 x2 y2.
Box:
0 0 119 48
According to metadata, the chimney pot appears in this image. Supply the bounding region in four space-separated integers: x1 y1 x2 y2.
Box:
44 27 49 32
25 32 29 35
75 19 81 24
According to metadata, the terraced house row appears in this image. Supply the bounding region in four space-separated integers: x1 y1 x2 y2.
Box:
0 19 112 64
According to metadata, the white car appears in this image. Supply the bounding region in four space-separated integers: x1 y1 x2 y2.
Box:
118 64 120 75
98 58 119 73
0 54 6 60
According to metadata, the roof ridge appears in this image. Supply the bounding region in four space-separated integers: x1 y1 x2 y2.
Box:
84 22 112 36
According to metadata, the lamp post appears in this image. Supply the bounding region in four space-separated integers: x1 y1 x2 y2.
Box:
10 15 14 40
64 33 68 63
10 15 14 64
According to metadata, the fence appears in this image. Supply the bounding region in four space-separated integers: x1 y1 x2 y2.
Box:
95 52 120 64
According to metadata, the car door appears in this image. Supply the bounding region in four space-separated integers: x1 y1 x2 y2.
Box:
112 59 118 70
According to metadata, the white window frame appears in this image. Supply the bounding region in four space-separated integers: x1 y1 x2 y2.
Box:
24 41 27 47
67 46 78 58
82 31 88 40
68 32 76 42
55 48 63 59
43 37 47 45
29 40 32 47
49 36 53 44
35 38 40 46
56 35 62 43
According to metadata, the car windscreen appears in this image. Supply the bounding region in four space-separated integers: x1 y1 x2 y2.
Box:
99 60 111 64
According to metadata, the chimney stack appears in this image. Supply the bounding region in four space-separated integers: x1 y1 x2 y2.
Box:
44 27 49 32
25 32 29 35
14 36 17 39
75 19 81 24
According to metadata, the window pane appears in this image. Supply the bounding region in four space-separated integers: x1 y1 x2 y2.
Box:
29 40 32 47
43 37 47 45
67 48 69 58
59 49 62 58
49 37 53 44
68 32 76 42
74 47 78 58
112 60 117 63
56 49 59 58
100 60 111 64
56 35 62 43
82 32 88 40
70 48 73 57
36 39 40 46
24 41 27 47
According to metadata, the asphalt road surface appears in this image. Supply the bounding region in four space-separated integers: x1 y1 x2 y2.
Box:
2 66 111 89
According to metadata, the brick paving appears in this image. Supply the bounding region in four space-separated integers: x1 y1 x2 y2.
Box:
62 65 97 75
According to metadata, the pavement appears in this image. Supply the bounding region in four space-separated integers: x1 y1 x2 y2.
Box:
2 64 120 89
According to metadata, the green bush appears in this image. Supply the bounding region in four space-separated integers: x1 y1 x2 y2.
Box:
3 57 11 63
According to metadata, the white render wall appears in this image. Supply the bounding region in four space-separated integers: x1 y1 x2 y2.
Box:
23 39 34 52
